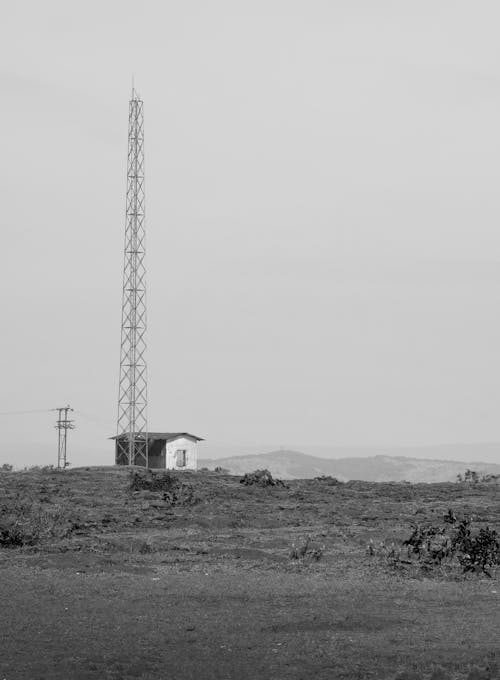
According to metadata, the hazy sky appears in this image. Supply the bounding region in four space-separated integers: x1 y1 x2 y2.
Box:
2 1 500 466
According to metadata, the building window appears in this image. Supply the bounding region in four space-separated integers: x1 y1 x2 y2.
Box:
176 449 187 467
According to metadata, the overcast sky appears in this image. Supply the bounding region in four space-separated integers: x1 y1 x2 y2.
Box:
2 1 500 466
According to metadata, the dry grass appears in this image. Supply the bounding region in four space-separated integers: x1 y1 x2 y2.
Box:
1 467 499 679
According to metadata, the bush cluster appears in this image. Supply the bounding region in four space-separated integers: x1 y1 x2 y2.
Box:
128 469 198 506
379 511 500 577
22 465 56 473
240 469 288 488
457 469 500 484
129 469 178 492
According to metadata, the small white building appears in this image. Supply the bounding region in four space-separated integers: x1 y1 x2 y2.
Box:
113 432 203 470
163 433 202 471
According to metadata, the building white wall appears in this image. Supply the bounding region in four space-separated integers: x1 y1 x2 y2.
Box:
165 436 198 471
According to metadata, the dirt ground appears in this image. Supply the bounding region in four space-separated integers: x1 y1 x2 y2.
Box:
1 467 499 680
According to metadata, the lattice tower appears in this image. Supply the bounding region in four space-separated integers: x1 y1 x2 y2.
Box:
116 88 148 466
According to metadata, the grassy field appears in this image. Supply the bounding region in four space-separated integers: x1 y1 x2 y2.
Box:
1 467 499 680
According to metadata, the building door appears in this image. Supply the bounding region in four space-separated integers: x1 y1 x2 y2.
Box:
176 449 187 467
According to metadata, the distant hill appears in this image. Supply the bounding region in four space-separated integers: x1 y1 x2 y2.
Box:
198 449 500 482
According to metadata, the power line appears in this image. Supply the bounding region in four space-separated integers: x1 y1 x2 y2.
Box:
74 409 110 426
0 407 108 425
0 408 53 416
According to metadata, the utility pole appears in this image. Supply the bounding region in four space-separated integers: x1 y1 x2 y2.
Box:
116 85 148 467
54 406 75 470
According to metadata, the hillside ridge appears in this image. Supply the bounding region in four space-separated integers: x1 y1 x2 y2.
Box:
199 449 500 482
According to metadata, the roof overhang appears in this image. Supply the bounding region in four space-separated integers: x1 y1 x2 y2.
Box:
110 432 204 442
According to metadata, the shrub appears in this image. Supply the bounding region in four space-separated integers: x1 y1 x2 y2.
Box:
166 482 198 507
403 525 453 567
1 463 13 472
457 469 480 484
22 465 55 473
313 475 343 486
0 524 25 547
289 536 324 561
240 469 288 488
451 518 500 577
128 469 198 506
394 514 500 577
214 466 229 474
480 473 500 484
443 509 457 524
129 469 178 492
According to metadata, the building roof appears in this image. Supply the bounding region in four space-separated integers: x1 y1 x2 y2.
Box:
111 432 204 442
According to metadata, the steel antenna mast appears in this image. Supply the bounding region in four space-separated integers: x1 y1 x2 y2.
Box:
116 86 148 466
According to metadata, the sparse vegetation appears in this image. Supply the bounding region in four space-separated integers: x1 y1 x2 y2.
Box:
22 464 56 472
0 499 69 547
1 468 500 679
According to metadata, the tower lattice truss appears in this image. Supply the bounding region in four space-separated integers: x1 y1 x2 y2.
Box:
117 89 148 466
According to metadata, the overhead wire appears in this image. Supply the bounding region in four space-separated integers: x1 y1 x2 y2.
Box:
0 408 112 429
73 410 111 426
0 408 54 416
